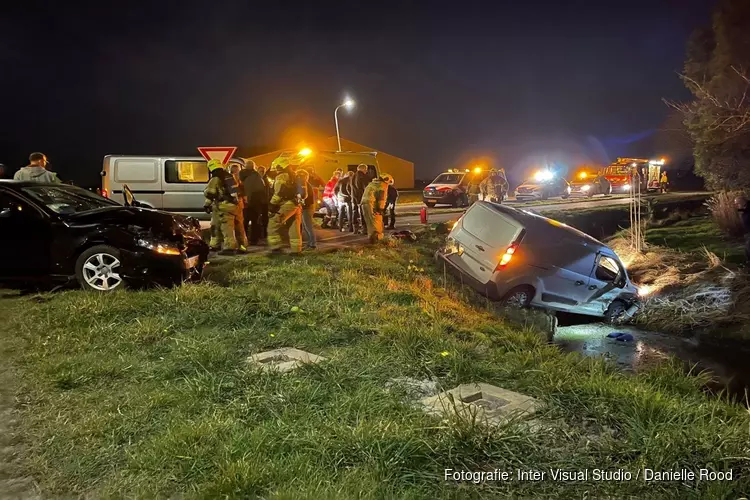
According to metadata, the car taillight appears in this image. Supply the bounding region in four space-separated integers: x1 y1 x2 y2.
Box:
496 244 516 270
101 189 109 198
437 186 453 192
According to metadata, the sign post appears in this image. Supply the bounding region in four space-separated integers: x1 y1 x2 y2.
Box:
197 146 238 164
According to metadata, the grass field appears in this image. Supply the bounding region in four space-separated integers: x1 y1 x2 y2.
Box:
2 235 749 497
643 216 746 266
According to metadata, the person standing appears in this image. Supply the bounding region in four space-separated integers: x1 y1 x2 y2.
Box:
14 152 61 183
297 169 318 249
322 169 342 229
467 174 481 205
734 195 750 262
335 171 355 232
660 171 668 193
492 168 509 203
204 159 244 255
479 171 495 202
352 164 369 234
267 157 302 254
228 164 249 251
256 165 271 240
385 176 399 229
361 174 390 243
240 163 268 245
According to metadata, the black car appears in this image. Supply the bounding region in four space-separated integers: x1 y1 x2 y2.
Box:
0 181 209 291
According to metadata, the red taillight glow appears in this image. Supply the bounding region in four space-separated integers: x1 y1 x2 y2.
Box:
101 189 109 198
437 187 452 192
496 245 516 270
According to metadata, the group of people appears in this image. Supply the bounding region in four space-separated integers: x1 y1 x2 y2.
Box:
203 154 399 255
467 168 509 204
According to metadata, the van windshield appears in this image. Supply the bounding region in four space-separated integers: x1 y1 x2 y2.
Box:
433 174 463 184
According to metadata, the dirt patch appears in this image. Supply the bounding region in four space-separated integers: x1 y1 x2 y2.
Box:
0 336 39 499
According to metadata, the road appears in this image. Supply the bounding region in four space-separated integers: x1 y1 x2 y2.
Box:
200 191 707 253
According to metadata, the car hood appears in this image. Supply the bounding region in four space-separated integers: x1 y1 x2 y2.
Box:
569 181 592 187
63 206 201 238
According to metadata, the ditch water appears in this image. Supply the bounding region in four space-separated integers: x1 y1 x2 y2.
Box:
554 321 750 404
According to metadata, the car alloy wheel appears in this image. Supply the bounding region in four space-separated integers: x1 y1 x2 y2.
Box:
81 252 123 291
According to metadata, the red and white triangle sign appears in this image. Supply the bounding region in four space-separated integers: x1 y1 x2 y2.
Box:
197 146 237 164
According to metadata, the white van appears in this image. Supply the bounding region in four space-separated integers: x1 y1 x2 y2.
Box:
436 201 641 322
100 155 246 219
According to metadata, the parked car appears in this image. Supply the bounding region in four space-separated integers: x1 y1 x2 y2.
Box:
0 181 209 292
423 169 490 207
100 155 247 220
569 174 611 198
514 172 570 201
435 201 640 323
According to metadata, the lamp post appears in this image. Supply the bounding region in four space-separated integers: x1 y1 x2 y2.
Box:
334 98 355 152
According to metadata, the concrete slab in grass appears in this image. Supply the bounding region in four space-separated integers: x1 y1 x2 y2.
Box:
420 383 540 425
247 347 326 373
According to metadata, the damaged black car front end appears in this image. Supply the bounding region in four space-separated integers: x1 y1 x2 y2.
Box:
0 181 209 291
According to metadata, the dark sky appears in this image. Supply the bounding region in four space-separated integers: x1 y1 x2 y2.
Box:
1 0 714 185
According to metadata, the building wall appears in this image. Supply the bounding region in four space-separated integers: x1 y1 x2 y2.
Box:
246 137 415 189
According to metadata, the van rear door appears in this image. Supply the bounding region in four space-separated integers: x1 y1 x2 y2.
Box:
110 158 162 208
449 202 524 284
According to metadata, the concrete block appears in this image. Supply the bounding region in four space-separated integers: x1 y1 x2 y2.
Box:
247 347 326 373
420 383 540 425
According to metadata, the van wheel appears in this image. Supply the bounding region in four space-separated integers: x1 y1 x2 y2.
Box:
75 245 125 292
425 202 436 208
604 300 628 325
501 286 535 308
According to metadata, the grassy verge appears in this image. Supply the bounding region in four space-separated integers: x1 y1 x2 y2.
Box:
1 237 749 497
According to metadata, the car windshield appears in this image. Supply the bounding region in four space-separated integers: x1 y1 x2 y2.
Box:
22 185 120 215
432 174 463 184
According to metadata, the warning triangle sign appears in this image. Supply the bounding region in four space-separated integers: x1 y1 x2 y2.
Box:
197 146 238 164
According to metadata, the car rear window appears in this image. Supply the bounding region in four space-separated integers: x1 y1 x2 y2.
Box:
463 204 521 248
433 174 462 184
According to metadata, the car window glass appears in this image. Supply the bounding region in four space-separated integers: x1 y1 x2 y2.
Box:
165 160 209 183
595 255 620 282
22 186 117 215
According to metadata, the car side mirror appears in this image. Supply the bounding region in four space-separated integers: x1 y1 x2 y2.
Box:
0 207 12 218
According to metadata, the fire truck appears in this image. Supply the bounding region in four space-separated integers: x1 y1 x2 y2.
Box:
601 158 665 194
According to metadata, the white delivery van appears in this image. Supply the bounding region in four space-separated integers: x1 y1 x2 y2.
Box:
436 201 641 323
100 155 246 219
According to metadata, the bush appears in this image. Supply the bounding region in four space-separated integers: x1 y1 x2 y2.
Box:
705 191 745 237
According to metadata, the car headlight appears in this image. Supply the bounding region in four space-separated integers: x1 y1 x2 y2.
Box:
567 186 572 193
137 238 182 256
623 184 631 190
581 185 591 192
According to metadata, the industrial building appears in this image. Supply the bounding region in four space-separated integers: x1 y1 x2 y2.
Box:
247 137 415 189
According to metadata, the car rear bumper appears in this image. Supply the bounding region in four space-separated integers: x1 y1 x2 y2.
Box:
434 249 501 300
514 192 541 201
423 193 459 205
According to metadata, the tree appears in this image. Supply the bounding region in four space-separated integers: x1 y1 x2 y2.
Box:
670 0 750 190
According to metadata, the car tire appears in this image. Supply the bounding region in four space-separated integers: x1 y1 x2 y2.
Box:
425 202 437 208
501 286 535 309
75 245 125 292
604 300 628 325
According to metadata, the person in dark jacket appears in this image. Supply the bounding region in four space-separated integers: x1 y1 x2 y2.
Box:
351 164 369 234
735 194 750 261
385 177 399 229
257 165 271 240
335 171 355 232
297 169 318 249
240 162 269 245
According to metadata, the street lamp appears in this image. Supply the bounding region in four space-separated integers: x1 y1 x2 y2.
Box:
334 98 355 152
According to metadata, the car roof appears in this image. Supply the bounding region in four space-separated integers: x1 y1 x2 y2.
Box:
480 201 608 251
0 180 77 188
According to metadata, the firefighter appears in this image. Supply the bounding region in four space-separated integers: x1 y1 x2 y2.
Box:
467 173 482 205
228 164 249 251
267 156 302 254
660 170 668 193
204 159 245 255
479 171 495 202
361 173 390 243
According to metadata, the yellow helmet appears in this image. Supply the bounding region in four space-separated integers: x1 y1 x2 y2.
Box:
380 173 393 184
207 159 224 171
271 155 290 171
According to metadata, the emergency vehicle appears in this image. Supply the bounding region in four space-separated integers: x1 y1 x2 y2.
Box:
422 167 490 207
601 158 666 193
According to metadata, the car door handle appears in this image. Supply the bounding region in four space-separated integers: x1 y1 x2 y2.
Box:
588 285 598 290
575 280 584 286
475 245 485 251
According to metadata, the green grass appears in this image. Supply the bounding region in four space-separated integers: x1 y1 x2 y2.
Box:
644 216 746 265
2 239 749 498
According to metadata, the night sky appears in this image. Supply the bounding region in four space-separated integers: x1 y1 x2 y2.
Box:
1 0 714 186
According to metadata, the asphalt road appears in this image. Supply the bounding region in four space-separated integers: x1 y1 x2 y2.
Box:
201 191 707 253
